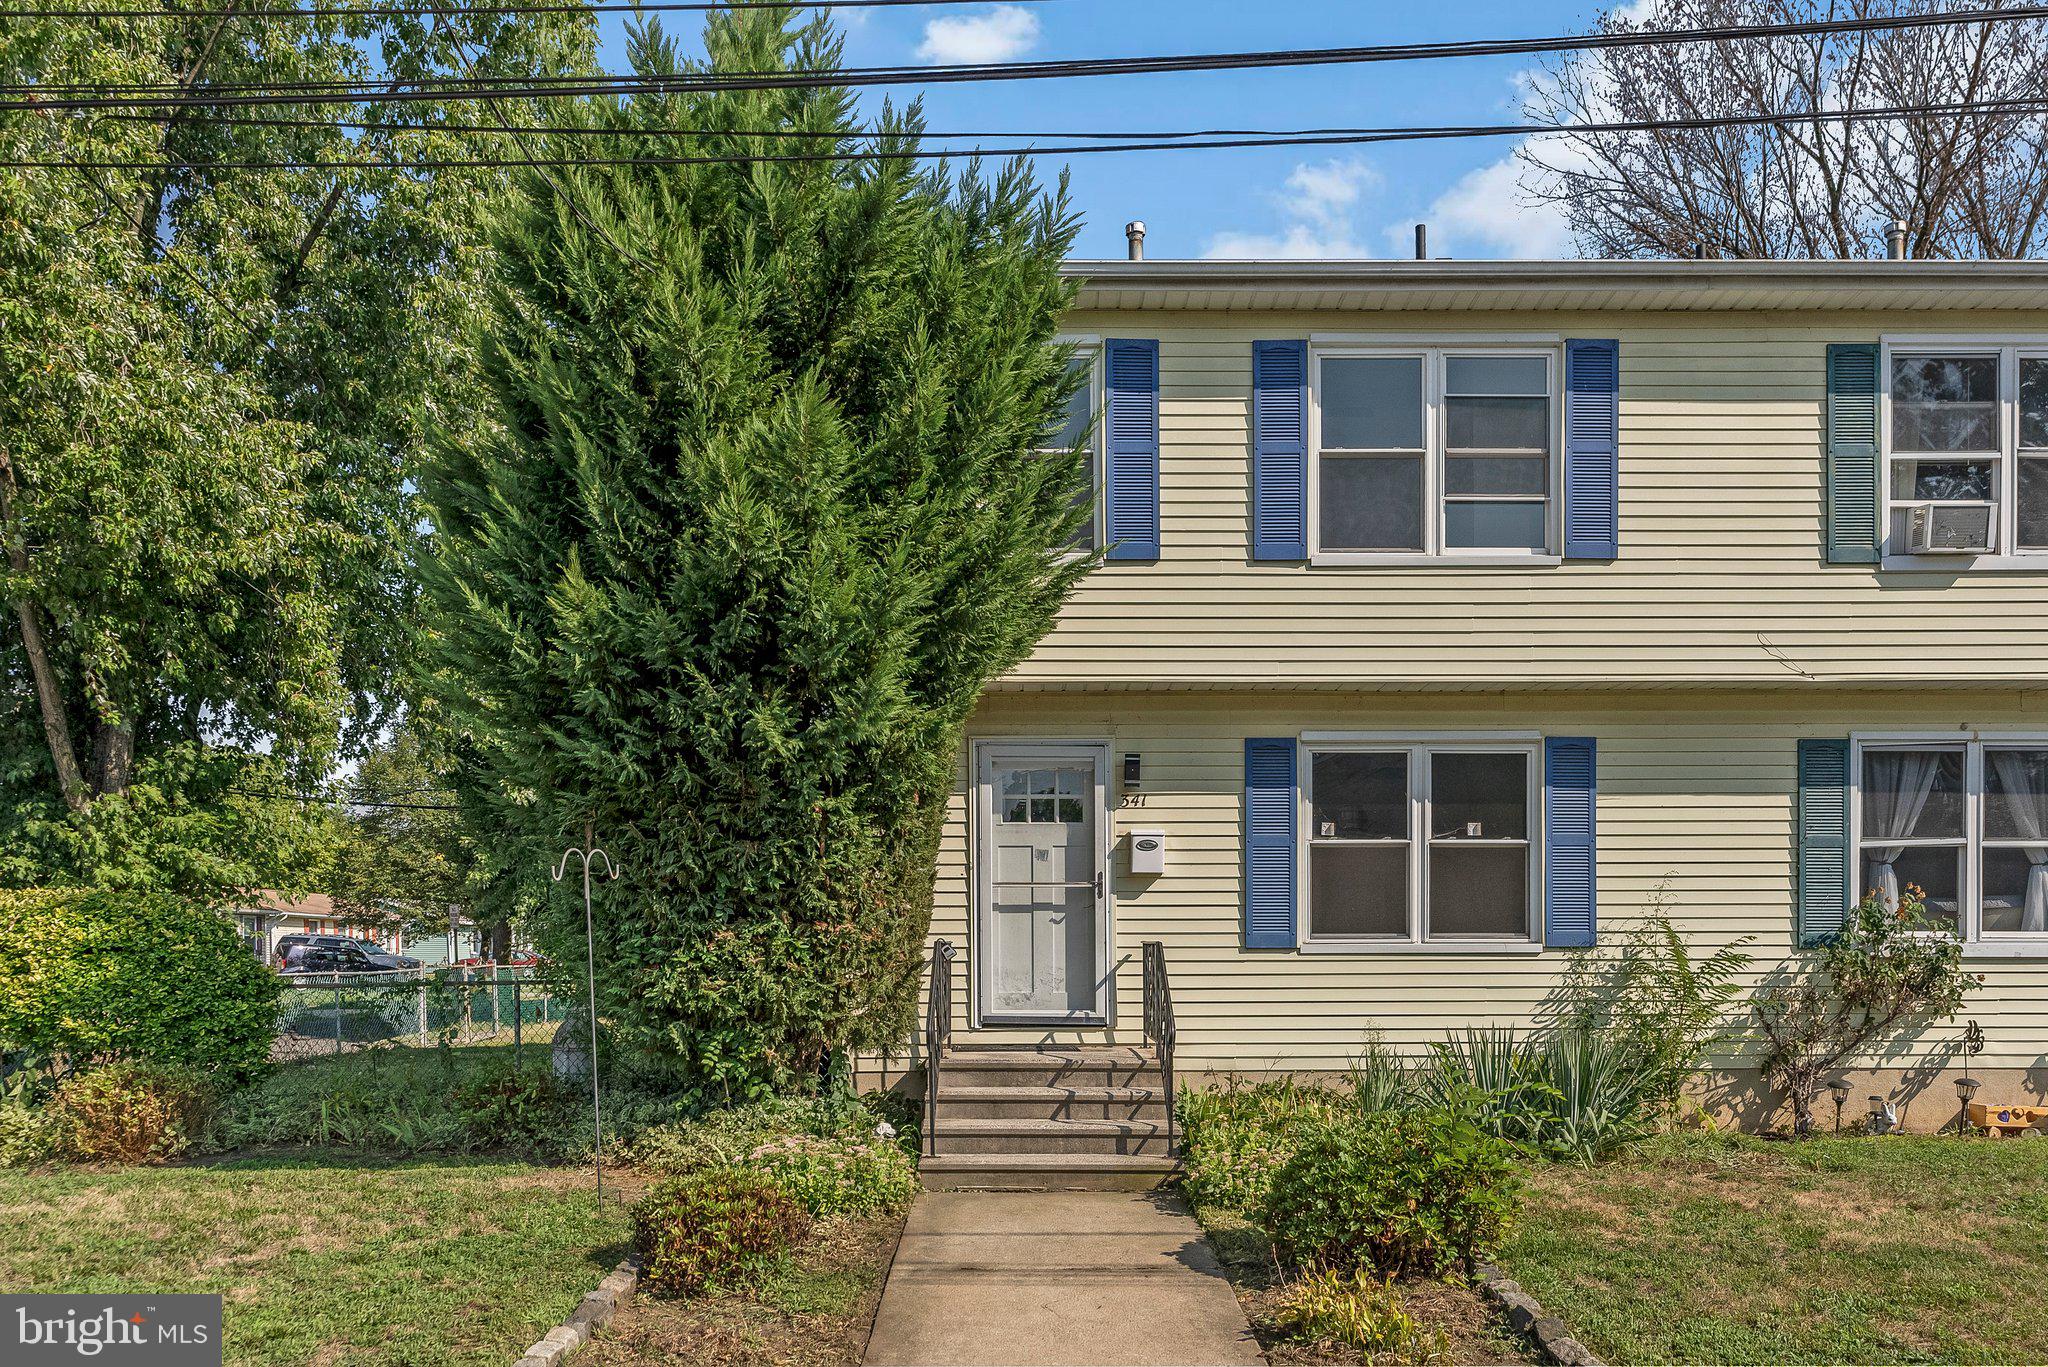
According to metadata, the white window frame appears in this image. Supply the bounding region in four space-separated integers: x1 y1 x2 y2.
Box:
1308 345 1563 567
1879 336 2048 570
1047 335 1103 555
1850 732 2048 955
1297 736 1544 952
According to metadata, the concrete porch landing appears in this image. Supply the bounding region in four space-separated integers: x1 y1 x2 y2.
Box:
862 1190 1262 1367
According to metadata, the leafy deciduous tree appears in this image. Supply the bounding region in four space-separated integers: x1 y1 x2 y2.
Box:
0 7 591 892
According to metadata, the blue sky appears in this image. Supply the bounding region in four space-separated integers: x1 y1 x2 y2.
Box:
593 0 1622 261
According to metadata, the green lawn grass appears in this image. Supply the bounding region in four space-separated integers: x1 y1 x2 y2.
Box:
0 1152 630 1367
1501 1132 2048 1365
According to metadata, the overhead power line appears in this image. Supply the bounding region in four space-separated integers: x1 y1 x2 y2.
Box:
11 0 1057 14
16 96 2048 171
229 786 465 810
8 7 2046 112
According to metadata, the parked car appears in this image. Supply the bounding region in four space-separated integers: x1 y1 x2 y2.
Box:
275 934 420 973
455 952 543 968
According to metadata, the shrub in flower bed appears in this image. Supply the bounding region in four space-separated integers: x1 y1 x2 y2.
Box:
52 1061 213 1164
1270 1266 1452 1364
1178 1077 1344 1215
624 1092 901 1173
633 1167 812 1295
1262 1110 1521 1279
745 1133 918 1217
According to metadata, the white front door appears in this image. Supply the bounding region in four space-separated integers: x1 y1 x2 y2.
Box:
976 743 1109 1022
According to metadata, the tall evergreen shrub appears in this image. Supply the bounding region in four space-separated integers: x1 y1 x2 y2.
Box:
424 7 1089 1100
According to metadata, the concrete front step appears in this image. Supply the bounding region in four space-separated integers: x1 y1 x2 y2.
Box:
918 1153 1180 1192
932 1117 1170 1157
934 1084 1166 1122
937 1046 1161 1089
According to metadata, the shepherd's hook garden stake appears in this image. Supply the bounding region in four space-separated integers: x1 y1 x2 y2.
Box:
552 822 617 1206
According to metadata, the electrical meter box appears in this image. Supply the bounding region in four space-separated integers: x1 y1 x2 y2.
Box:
1128 828 1166 875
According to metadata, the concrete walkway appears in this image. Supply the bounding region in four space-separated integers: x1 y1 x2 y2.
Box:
863 1190 1264 1367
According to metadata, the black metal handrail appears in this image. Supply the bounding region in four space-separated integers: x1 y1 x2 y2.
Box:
1141 939 1177 1154
923 938 956 1159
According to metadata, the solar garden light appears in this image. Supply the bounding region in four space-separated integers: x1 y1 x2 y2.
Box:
1955 1076 1982 1138
1828 1077 1851 1135
1867 1094 1887 1134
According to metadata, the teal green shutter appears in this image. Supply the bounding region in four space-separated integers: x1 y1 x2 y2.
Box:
1104 338 1160 560
1826 344 1881 564
1797 739 1853 946
1243 738 1298 949
1543 737 1598 947
1563 340 1620 559
1252 341 1309 560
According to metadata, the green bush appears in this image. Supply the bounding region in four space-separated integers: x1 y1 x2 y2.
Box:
746 1134 918 1217
634 1167 812 1296
1417 1027 1662 1161
1268 1266 1451 1364
1555 889 1753 1121
0 1102 59 1168
623 1094 883 1173
454 1066 575 1150
52 1062 213 1164
1262 1110 1521 1279
1755 886 1979 1135
1178 1078 1344 1215
209 1048 577 1156
0 889 281 1081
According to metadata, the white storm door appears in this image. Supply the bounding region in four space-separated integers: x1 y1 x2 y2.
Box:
976 743 1109 1022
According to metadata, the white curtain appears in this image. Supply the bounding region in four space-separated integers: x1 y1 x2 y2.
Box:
1862 751 1943 908
1990 749 2048 934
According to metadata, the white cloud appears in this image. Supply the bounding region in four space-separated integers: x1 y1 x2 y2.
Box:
916 4 1039 64
1202 158 1382 259
1397 145 1575 260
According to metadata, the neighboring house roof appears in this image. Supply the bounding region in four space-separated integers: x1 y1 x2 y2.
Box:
242 890 336 918
1061 258 2048 313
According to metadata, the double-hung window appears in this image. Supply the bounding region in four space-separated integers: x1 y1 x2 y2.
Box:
1042 345 1101 552
1855 738 2048 945
1313 348 1557 560
1883 344 2048 558
1304 742 1540 945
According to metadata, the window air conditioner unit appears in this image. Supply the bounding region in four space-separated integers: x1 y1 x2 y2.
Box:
1905 502 1994 554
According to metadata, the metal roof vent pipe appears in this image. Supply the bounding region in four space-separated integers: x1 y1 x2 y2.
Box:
1125 219 1146 261
1887 219 1909 260
1415 223 1428 260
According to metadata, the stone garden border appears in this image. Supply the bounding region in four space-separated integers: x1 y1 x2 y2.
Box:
1474 1263 1604 1367
513 1255 641 1367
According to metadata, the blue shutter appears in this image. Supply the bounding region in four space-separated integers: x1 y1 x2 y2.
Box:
1243 737 1298 949
1563 339 1620 560
1252 340 1309 560
1826 344 1881 565
1543 737 1598 947
1103 338 1160 561
1797 738 1854 946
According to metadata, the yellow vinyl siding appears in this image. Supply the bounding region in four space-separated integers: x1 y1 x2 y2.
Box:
1014 309 2048 688
931 688 2048 1071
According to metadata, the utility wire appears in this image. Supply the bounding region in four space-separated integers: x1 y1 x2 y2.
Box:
229 786 465 810
10 0 1061 16
95 109 1307 137
9 7 2046 111
18 96 2048 170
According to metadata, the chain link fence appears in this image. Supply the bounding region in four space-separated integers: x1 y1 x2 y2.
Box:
272 968 568 1065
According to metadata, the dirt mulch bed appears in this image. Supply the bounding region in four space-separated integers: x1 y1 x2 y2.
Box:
579 1213 904 1367
1200 1208 1539 1366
